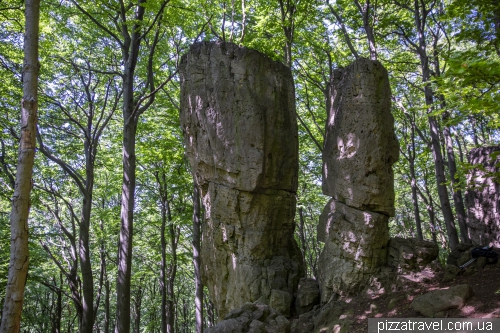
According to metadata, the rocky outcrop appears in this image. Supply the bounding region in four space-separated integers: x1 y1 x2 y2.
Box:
411 284 474 317
291 300 352 333
465 146 500 247
387 237 439 272
318 58 398 302
295 278 320 316
180 41 304 318
205 302 291 333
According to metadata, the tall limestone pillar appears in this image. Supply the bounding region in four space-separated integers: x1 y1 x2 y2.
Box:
179 42 305 318
318 58 399 302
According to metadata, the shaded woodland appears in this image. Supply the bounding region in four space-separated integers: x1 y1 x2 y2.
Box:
0 0 499 332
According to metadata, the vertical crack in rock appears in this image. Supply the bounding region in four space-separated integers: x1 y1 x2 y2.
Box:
318 58 399 302
465 145 500 248
179 41 305 319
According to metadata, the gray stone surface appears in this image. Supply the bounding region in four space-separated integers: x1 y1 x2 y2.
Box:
465 146 500 247
295 278 320 315
205 302 291 333
180 41 305 319
317 199 389 301
387 237 439 272
317 59 397 302
313 300 353 333
180 41 298 193
411 284 474 317
322 58 399 216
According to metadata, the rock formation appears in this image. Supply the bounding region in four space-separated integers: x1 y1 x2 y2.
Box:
295 278 320 316
465 146 500 247
205 302 291 333
387 237 439 272
179 41 305 319
411 284 474 318
318 58 399 302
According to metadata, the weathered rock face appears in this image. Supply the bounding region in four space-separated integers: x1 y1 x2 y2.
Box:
180 41 305 319
318 58 397 302
205 302 291 333
180 42 298 193
295 278 320 316
465 146 500 247
411 284 474 318
387 237 439 272
317 199 389 300
322 59 399 216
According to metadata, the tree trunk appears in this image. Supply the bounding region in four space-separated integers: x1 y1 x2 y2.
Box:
51 275 62 333
494 0 500 56
433 45 470 245
406 117 423 240
116 115 137 333
423 176 439 244
410 0 458 249
427 113 458 249
354 0 377 60
409 145 423 240
80 187 94 333
115 3 147 330
278 0 295 67
166 199 177 333
104 279 110 333
0 0 39 331
192 184 203 333
442 115 470 244
160 197 167 333
297 207 308 265
327 3 359 59
133 284 142 333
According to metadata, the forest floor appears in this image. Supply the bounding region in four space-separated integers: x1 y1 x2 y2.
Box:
343 263 500 332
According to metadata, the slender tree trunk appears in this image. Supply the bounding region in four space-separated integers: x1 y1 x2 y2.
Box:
406 117 423 240
115 2 147 330
428 209 437 243
432 45 470 244
278 0 295 67
442 114 470 244
160 198 167 333
354 0 377 60
51 275 62 333
427 112 458 249
0 1 39 331
80 189 94 333
410 0 458 249
166 209 177 333
298 207 307 264
327 3 359 59
116 114 137 333
409 146 423 240
423 176 439 244
455 131 465 163
133 284 142 333
192 184 203 333
104 279 110 333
